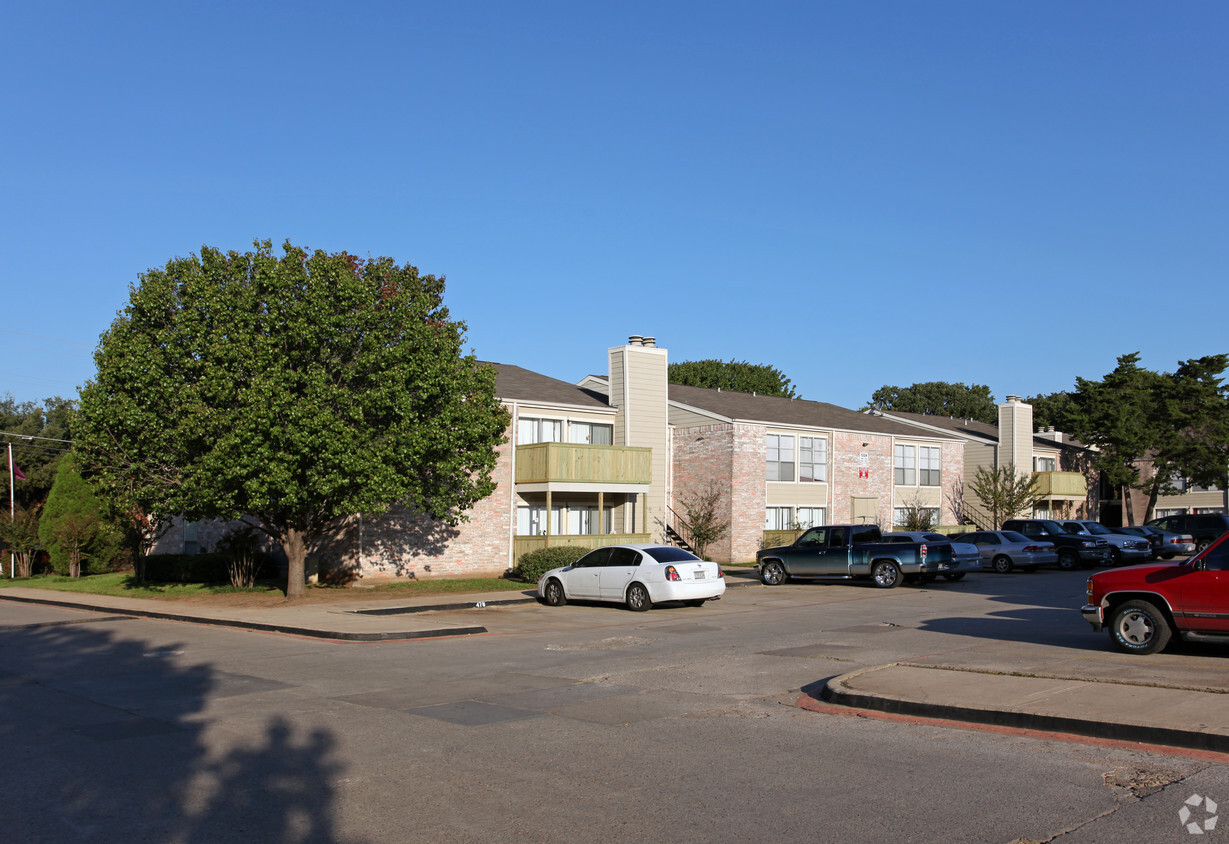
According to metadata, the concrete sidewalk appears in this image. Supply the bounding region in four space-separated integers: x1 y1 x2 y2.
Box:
817 662 1229 755
3 581 1228 755
0 586 532 641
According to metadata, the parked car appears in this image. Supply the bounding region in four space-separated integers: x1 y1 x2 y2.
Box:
1116 525 1196 560
1001 519 1113 570
1082 532 1229 654
1058 520 1151 566
756 524 951 589
884 532 981 581
1145 513 1229 553
958 530 1059 573
537 544 725 611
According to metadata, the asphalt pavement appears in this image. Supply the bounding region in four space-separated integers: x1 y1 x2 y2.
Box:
2 569 1227 756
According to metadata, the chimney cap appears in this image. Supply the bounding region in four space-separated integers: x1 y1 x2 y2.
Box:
628 335 643 345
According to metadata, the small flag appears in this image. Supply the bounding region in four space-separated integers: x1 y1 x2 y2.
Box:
12 464 25 481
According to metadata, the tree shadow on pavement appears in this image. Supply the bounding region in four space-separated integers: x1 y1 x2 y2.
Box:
0 618 364 843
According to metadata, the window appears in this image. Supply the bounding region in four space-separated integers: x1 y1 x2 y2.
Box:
569 422 613 445
796 507 826 528
894 445 916 486
1034 456 1057 472
1155 508 1187 518
767 434 795 481
183 521 199 555
765 507 794 530
567 506 612 535
919 447 940 486
800 437 828 482
517 417 564 445
517 505 562 535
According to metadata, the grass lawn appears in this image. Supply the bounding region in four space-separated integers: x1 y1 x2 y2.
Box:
0 571 533 601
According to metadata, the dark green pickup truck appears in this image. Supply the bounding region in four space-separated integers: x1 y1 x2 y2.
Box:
755 524 950 589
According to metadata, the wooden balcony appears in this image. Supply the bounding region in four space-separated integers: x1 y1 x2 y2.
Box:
1032 471 1087 498
513 533 651 563
515 443 652 486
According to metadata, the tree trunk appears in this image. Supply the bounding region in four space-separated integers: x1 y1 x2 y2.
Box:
1121 485 1134 526
281 527 308 599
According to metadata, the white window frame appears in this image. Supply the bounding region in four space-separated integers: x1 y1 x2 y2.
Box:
796 507 826 528
517 505 563 535
568 421 613 445
765 506 794 530
919 446 940 486
800 437 828 483
1034 456 1057 472
894 444 916 486
767 434 795 482
517 417 564 445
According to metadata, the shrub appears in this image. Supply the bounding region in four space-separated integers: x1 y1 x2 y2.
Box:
514 545 588 583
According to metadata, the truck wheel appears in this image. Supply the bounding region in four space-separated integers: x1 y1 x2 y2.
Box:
1108 600 1172 655
942 572 966 582
992 555 1013 574
1057 549 1079 571
1107 547 1122 566
760 560 788 586
871 561 901 589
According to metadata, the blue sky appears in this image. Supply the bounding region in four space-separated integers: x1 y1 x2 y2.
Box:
3 1 1226 412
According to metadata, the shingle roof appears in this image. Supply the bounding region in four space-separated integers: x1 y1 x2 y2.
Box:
877 409 1091 452
667 383 958 440
486 362 612 410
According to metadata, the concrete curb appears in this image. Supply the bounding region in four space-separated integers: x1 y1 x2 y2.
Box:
818 665 1229 754
0 593 488 642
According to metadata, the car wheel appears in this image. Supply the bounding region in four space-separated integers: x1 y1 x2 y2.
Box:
1160 552 1176 560
992 555 1013 574
1196 539 1211 553
1107 547 1122 566
542 578 566 607
626 582 652 612
942 572 966 582
871 560 901 589
760 560 788 586
1108 600 1172 655
1057 550 1079 571
684 599 706 608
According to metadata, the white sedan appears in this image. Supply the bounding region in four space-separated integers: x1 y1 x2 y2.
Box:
537 544 726 611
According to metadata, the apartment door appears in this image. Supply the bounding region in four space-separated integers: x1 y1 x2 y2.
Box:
851 496 879 526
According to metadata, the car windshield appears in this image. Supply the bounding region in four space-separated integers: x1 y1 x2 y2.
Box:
1083 523 1114 535
1002 531 1030 542
643 546 701 563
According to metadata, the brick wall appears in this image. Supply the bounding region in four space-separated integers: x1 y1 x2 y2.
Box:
670 423 767 563
318 438 515 582
830 432 893 525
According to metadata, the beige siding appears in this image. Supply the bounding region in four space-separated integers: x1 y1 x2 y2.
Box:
609 343 669 540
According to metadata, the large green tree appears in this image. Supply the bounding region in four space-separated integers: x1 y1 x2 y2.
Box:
75 240 508 598
1 396 74 509
865 382 998 424
668 359 796 398
1065 353 1165 525
1024 391 1076 432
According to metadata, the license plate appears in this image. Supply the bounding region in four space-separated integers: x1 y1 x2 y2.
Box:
694 571 706 580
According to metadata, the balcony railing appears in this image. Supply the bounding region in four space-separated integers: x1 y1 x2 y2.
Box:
513 533 651 563
515 443 652 485
1032 471 1087 498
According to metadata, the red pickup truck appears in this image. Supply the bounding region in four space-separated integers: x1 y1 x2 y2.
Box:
1083 532 1229 654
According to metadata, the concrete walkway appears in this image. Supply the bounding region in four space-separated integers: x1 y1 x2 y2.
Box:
3 581 1228 755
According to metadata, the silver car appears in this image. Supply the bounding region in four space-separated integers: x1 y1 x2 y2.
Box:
959 530 1059 573
1059 520 1151 565
884 532 981 581
1117 525 1195 559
